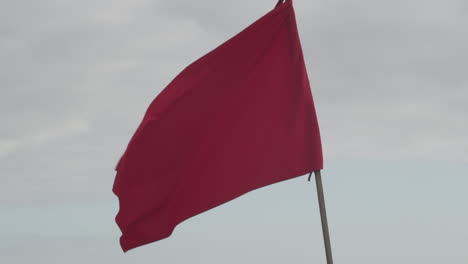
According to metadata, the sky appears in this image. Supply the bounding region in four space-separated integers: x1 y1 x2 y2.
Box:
1 0 467 263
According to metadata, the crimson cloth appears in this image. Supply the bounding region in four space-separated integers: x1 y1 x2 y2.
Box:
113 0 323 252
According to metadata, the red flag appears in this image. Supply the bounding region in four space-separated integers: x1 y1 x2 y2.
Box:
113 0 322 252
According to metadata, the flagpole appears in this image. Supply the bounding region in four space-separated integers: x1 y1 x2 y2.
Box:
309 170 333 264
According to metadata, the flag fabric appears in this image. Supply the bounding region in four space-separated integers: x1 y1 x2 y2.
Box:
113 0 323 252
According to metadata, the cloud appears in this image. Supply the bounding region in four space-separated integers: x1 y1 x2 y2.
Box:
297 0 468 161
1 0 467 201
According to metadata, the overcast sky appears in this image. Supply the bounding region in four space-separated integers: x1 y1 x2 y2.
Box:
1 0 467 263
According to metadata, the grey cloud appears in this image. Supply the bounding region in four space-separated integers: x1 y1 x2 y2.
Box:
296 0 468 160
1 0 467 202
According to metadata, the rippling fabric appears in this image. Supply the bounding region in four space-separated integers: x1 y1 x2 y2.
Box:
113 0 323 252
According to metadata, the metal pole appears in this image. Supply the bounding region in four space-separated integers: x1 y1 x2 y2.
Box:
309 170 333 264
